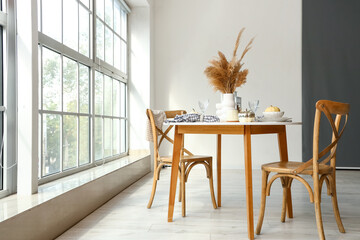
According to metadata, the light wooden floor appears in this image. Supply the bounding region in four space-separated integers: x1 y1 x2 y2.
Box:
57 168 360 240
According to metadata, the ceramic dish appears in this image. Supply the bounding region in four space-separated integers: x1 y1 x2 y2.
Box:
262 111 284 120
258 117 292 122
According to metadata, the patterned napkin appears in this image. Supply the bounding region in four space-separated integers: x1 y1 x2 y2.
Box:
166 114 219 123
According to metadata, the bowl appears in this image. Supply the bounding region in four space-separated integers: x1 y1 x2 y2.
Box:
263 111 284 120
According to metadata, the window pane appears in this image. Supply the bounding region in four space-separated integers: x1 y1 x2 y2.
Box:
38 45 42 109
79 116 90 165
114 1 121 35
120 82 126 117
63 57 78 112
63 0 79 51
114 35 120 70
43 114 61 176
105 0 113 28
95 71 103 115
104 75 112 116
113 79 120 117
120 8 127 39
63 115 78 170
80 0 89 8
43 48 61 111
105 27 113 65
38 114 41 179
96 0 104 20
113 79 120 116
79 5 90 57
79 64 90 113
104 118 112 157
96 19 104 60
113 119 119 155
120 40 127 73
0 112 3 189
120 119 126 153
94 117 103 160
42 0 62 42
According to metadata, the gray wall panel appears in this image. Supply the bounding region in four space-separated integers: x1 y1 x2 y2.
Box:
302 0 360 167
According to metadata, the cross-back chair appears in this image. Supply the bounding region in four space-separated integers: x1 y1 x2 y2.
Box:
256 100 349 240
146 109 217 217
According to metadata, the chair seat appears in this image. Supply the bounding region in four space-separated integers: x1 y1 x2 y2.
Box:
160 155 212 164
262 161 333 175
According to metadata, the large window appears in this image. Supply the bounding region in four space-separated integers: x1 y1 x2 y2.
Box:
38 0 129 181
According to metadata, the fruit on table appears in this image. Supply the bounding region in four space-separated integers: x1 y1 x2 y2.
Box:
265 105 280 112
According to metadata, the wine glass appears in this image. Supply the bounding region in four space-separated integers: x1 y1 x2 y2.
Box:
248 100 259 115
198 99 209 115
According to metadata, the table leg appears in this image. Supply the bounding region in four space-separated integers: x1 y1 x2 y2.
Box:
168 126 184 222
217 134 222 207
277 126 293 218
244 126 254 240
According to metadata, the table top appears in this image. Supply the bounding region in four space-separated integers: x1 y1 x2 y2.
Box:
165 121 302 126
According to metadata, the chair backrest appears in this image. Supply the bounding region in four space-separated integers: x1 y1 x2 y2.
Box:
312 100 349 169
294 100 349 174
146 109 192 162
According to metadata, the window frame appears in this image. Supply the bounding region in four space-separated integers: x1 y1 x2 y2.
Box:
37 0 129 184
0 0 17 198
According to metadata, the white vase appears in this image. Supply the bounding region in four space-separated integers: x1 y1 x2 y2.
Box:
222 93 235 110
219 93 235 121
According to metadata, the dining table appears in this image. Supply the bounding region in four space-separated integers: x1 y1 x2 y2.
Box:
166 121 302 240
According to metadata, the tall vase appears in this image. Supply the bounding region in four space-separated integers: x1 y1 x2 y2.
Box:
218 93 235 121
222 93 236 111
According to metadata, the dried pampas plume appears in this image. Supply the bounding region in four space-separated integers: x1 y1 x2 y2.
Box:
204 28 254 93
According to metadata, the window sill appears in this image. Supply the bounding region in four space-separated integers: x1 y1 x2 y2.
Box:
0 152 150 223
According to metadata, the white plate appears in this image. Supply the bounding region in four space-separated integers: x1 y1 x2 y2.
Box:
258 117 292 122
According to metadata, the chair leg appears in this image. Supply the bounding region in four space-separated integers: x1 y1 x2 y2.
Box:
280 177 290 222
178 169 182 202
256 170 269 235
314 178 326 240
281 185 287 223
147 168 159 209
181 162 186 217
330 174 345 233
208 160 217 209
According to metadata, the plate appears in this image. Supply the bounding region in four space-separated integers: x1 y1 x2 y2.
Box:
258 117 292 122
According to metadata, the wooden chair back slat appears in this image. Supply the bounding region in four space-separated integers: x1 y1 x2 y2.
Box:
146 109 194 163
316 100 350 115
293 100 349 174
165 110 185 118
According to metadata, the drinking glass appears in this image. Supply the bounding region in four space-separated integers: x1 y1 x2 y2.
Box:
248 100 259 114
198 99 209 115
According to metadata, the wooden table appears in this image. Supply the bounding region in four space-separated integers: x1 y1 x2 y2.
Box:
166 121 301 240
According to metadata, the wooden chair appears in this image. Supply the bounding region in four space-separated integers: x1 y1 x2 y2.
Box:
146 109 217 216
256 100 349 240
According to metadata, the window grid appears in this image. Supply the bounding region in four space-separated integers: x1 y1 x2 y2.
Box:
93 71 125 161
39 45 93 177
38 0 129 181
95 0 127 75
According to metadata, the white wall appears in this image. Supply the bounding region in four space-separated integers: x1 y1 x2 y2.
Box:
128 5 151 152
152 0 302 169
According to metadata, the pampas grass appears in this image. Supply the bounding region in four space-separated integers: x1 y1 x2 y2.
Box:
204 28 254 93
